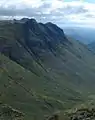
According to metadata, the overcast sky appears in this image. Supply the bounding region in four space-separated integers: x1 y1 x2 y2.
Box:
0 0 95 27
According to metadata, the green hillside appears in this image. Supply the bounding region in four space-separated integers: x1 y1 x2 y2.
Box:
0 19 95 120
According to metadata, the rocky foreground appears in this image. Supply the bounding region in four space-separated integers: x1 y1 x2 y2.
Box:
47 105 95 120
1 102 95 120
68 108 95 120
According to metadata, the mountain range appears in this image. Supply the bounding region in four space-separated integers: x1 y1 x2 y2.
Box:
0 18 95 120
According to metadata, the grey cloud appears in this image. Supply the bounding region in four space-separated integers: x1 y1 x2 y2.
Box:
0 0 93 26
0 1 88 16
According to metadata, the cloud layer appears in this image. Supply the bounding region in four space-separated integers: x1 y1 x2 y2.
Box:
0 0 95 27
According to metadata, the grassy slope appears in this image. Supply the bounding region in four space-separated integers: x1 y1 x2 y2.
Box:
0 53 82 120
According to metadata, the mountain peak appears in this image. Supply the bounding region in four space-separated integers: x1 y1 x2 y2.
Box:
1 18 95 120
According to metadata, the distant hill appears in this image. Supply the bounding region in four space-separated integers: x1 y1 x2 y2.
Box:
63 26 95 44
88 41 95 53
0 19 95 120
